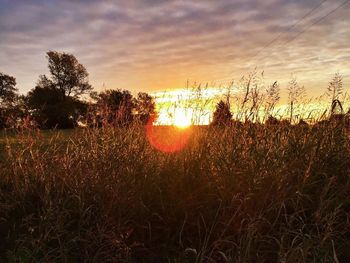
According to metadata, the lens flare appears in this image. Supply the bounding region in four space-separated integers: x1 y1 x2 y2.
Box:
146 116 192 153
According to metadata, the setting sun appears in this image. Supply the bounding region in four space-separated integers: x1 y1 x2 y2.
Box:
173 108 192 128
1 0 350 261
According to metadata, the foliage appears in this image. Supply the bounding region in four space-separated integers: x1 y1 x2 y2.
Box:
211 100 232 126
25 51 92 128
95 89 135 126
89 90 156 127
43 51 92 98
27 86 87 129
0 72 17 105
0 73 19 128
133 92 156 124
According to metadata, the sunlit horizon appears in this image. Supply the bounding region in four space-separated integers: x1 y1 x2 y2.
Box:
150 85 350 126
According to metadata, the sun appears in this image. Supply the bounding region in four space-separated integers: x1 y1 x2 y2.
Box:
173 108 192 128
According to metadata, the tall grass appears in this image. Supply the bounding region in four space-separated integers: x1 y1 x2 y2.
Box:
0 71 349 262
0 119 349 262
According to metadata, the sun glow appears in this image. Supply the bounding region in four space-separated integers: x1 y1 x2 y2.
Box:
173 108 192 128
151 87 225 126
150 87 338 126
145 117 192 153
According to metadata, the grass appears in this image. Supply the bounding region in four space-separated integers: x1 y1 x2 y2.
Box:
0 122 349 262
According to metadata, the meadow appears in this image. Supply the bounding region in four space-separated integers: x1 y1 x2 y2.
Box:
1 0 349 261
0 120 349 262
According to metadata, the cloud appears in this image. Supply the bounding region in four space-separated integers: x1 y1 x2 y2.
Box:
0 0 349 94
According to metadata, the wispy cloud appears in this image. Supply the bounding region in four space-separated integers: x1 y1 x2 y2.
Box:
0 0 349 94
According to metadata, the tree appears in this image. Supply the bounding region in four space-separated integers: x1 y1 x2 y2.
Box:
26 51 91 128
211 100 232 126
27 85 87 129
0 72 19 128
41 51 92 98
0 72 17 105
96 89 134 126
134 92 155 124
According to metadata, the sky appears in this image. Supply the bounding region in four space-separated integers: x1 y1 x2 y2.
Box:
0 0 349 96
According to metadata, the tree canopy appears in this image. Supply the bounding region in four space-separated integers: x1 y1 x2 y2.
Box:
25 51 92 128
0 72 19 128
95 89 134 125
211 100 232 126
27 85 86 129
134 92 155 124
42 51 92 98
0 72 17 105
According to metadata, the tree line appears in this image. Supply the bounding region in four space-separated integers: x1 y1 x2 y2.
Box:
0 51 348 130
0 51 156 129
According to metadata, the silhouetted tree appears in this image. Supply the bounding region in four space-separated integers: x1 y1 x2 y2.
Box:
0 72 19 128
211 100 232 126
96 89 134 126
27 85 87 129
134 92 155 124
40 51 92 98
12 95 34 128
26 51 91 128
0 72 17 105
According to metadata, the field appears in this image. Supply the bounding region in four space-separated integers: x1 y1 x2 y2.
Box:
0 123 349 262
